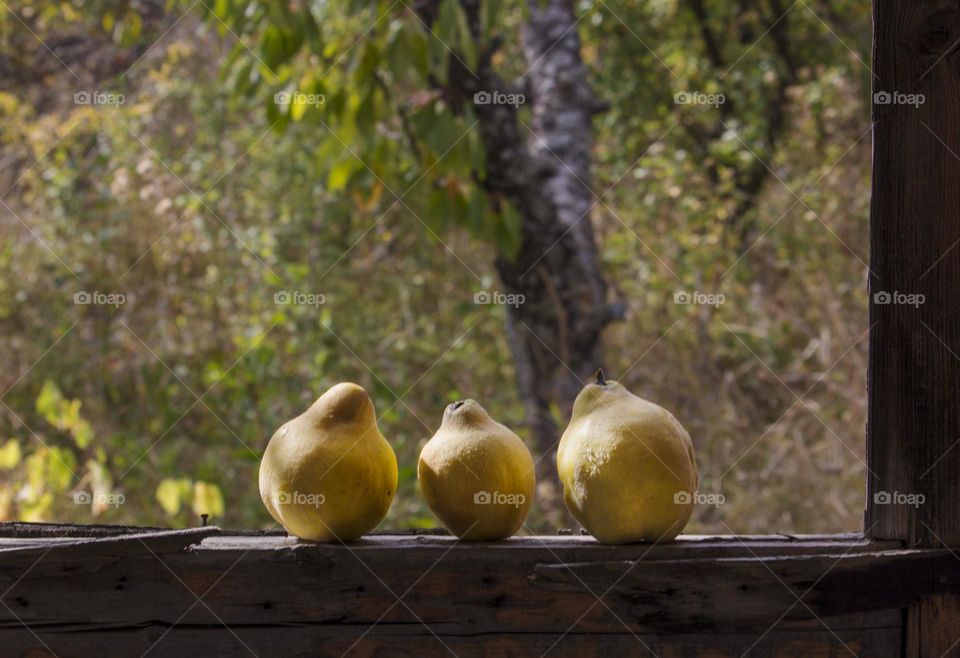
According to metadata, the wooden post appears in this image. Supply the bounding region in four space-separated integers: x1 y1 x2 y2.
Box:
869 4 960 655
867 1 960 549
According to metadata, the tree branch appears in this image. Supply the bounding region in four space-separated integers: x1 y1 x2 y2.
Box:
684 0 799 244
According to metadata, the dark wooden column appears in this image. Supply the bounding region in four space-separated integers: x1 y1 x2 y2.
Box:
869 4 960 655
867 1 960 549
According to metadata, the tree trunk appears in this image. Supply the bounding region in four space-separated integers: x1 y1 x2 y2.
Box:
495 0 611 483
422 0 615 499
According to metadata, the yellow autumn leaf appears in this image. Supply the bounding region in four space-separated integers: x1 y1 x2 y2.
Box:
0 439 21 469
156 478 188 517
192 481 225 520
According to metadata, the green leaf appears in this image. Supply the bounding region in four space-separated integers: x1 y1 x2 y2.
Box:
46 447 75 491
452 1 478 70
72 419 94 449
496 202 524 261
386 20 429 84
301 7 323 55
435 0 459 48
445 122 475 177
260 25 300 70
407 22 430 74
232 59 256 97
433 0 477 70
213 0 231 22
412 104 457 158
481 0 503 40
117 13 143 48
36 379 64 422
355 89 378 135
290 93 308 121
26 451 46 494
425 187 450 235
466 187 488 239
353 40 381 86
448 185 468 225
35 380 94 448
327 157 355 191
468 128 486 178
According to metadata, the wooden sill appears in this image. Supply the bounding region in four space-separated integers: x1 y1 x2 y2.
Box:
0 523 955 656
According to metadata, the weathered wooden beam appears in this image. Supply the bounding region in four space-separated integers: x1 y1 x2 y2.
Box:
532 549 960 629
0 526 219 554
868 0 960 548
0 521 177 538
0 530 944 658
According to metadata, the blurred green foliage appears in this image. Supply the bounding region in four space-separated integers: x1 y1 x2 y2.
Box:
0 0 870 534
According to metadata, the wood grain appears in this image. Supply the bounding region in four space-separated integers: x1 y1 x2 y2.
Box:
0 626 901 658
868 0 960 548
0 527 943 657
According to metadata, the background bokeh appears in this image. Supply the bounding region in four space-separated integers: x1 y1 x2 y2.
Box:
0 0 871 534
